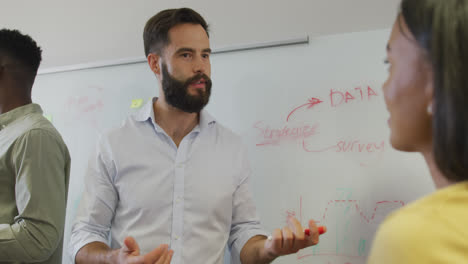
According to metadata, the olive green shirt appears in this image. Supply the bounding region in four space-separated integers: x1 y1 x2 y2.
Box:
0 103 70 264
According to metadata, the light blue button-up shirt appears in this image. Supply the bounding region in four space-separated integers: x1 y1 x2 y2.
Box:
69 98 267 264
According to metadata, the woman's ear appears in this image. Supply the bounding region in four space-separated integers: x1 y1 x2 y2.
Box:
423 61 434 116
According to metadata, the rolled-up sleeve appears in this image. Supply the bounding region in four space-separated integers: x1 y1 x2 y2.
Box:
69 136 118 263
0 129 69 262
228 146 268 264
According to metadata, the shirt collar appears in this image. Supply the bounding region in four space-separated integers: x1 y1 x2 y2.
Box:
0 103 43 129
199 109 216 131
134 97 156 123
134 97 216 132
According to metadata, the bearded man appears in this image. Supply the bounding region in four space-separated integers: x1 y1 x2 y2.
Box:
70 8 324 264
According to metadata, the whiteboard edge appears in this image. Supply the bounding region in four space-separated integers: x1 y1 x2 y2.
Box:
37 36 309 75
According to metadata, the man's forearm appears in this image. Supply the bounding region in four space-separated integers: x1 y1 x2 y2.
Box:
240 235 276 264
75 241 116 264
0 221 60 262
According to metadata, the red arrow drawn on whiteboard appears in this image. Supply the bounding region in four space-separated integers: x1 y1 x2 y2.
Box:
286 97 323 122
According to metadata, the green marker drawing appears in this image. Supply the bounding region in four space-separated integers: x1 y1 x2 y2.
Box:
359 238 366 256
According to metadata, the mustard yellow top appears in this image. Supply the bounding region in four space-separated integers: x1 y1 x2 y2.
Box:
368 181 468 263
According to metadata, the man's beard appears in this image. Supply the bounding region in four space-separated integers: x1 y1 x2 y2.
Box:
161 62 212 113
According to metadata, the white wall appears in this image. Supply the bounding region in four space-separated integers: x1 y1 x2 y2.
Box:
2 0 400 70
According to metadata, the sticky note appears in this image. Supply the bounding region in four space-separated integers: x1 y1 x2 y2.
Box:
130 99 144 109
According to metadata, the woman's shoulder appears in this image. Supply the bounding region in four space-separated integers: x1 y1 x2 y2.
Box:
368 182 468 263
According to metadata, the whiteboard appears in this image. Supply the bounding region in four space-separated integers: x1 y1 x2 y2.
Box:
33 29 435 264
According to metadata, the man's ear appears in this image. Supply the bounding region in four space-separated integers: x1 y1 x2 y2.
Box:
147 53 161 75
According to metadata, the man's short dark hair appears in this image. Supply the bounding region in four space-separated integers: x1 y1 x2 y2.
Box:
143 8 209 57
0 29 42 75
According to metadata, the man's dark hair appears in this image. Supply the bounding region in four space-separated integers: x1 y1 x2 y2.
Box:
400 0 468 182
143 8 209 57
0 29 42 76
